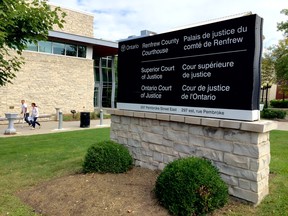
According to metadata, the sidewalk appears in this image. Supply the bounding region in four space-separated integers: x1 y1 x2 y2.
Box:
275 120 288 131
0 119 111 138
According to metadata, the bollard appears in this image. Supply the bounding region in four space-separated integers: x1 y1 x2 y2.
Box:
58 111 63 129
55 108 61 121
100 109 103 125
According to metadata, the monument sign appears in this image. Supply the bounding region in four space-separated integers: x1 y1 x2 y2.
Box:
117 14 263 121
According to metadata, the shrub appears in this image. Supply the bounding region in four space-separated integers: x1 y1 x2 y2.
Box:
82 140 133 173
63 111 109 121
95 111 111 119
90 111 98 120
261 108 287 119
63 112 80 121
270 99 288 108
154 157 228 216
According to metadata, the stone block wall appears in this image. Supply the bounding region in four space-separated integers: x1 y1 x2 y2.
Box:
0 51 94 117
108 109 277 205
51 5 94 37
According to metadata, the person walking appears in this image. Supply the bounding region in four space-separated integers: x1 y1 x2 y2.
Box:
30 102 41 129
20 99 30 125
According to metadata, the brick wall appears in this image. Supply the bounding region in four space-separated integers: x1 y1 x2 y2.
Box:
51 5 94 37
108 109 277 205
0 51 94 117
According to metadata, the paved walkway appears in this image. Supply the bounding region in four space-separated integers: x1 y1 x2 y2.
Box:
0 118 287 138
0 119 111 138
275 120 288 131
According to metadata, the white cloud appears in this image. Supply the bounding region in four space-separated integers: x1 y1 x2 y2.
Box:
49 0 288 48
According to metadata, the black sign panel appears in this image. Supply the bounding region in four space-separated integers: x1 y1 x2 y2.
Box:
117 14 263 121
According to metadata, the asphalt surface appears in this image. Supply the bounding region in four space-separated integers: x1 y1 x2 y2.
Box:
0 119 111 137
0 118 287 138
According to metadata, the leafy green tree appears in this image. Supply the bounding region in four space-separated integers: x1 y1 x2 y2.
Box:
273 38 288 100
271 9 288 100
261 51 275 105
261 52 276 86
277 9 288 36
0 0 66 86
274 38 288 76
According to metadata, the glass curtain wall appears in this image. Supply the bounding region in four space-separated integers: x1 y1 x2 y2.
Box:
94 56 116 108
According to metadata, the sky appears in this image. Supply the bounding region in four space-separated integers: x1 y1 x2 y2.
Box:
49 0 288 48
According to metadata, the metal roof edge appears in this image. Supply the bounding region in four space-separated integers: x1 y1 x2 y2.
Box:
48 30 118 48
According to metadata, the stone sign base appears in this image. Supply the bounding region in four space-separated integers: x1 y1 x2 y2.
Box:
107 109 277 205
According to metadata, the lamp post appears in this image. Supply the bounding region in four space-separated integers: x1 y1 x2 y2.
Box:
264 83 272 109
261 86 265 102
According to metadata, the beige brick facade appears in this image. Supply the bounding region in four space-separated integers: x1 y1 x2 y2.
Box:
51 5 94 37
0 51 94 116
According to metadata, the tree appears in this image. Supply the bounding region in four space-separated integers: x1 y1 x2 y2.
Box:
272 9 288 100
0 0 66 86
261 52 276 86
274 39 288 100
274 39 288 77
277 9 288 36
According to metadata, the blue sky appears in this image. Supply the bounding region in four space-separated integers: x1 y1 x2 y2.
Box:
49 0 288 48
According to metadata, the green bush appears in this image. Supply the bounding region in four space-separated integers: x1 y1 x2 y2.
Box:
90 111 98 120
261 108 287 119
63 111 108 121
82 140 133 173
95 111 111 119
154 157 228 216
270 99 288 108
63 112 80 121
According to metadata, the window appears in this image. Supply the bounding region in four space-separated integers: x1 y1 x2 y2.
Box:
107 69 112 82
39 41 52 53
101 58 107 67
103 69 108 82
53 42 65 55
94 56 114 108
78 45 86 58
25 40 87 59
94 68 100 82
108 60 112 68
66 44 77 56
26 42 38 51
94 57 100 65
94 86 99 107
102 86 112 107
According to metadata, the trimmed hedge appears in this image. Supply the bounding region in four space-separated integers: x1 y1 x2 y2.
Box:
270 99 288 108
154 157 228 216
261 108 287 119
82 140 133 173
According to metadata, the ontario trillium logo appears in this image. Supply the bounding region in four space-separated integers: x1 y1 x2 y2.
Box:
121 44 139 52
121 44 126 52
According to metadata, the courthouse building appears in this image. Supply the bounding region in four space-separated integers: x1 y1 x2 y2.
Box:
0 4 118 117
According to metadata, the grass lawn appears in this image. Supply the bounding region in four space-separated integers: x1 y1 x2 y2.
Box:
0 128 110 215
258 130 288 215
0 128 287 215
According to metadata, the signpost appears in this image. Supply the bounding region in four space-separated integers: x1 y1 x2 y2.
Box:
117 14 263 121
